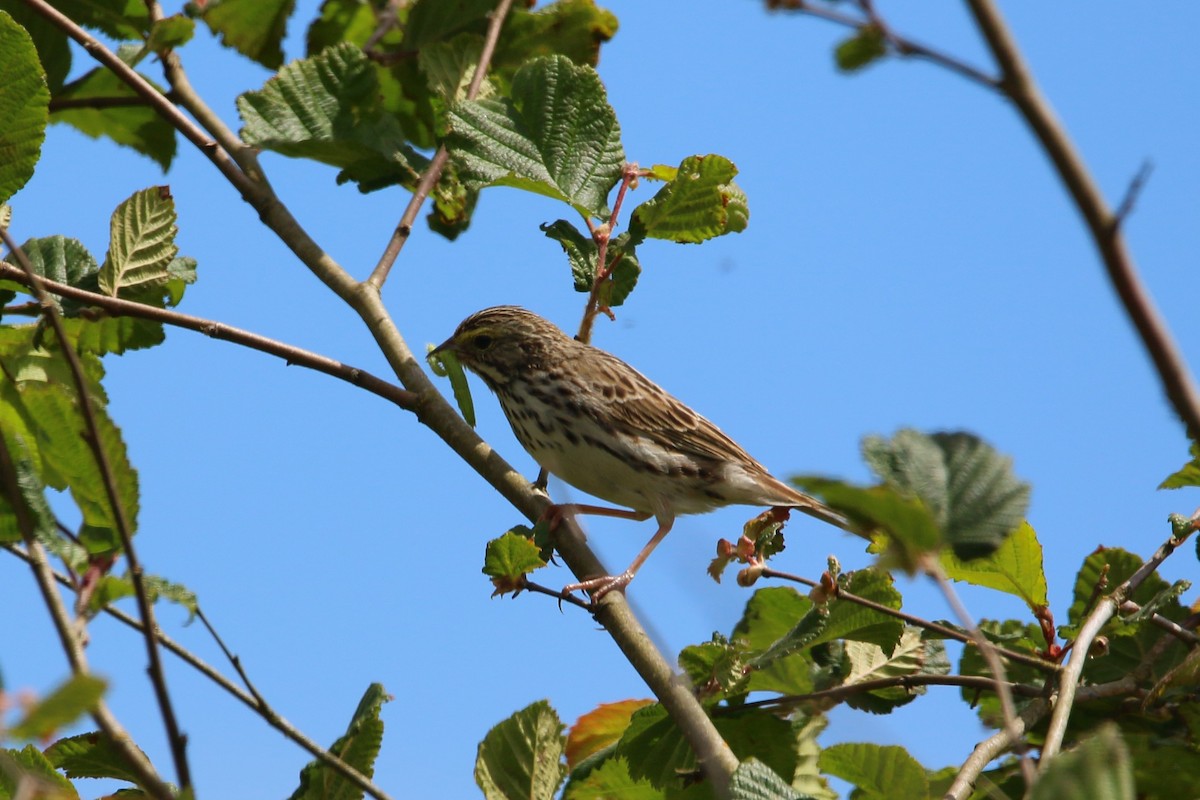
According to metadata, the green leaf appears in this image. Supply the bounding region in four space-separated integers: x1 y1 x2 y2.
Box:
0 9 49 206
10 675 107 740
290 683 390 800
835 25 887 72
475 700 568 800
99 186 178 297
819 743 928 799
305 0 382 56
630 155 749 243
792 475 940 572
45 731 147 785
428 344 475 426
483 530 548 596
731 587 818 696
541 220 641 307
420 33 489 104
238 42 425 191
862 429 1031 560
143 573 199 622
564 700 653 770
1031 725 1132 800
1159 442 1200 489
11 235 98 292
147 14 195 51
0 744 78 799
493 0 619 76
0 428 57 544
841 629 938 714
50 65 176 171
747 602 828 673
812 568 904 654
403 0 495 49
729 758 804 800
0 1 72 93
1067 548 1172 628
198 0 295 69
563 757 658 800
940 521 1048 608
791 715 837 800
678 635 752 698
448 54 624 219
46 0 148 39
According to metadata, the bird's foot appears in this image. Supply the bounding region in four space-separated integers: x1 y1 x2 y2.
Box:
563 570 634 602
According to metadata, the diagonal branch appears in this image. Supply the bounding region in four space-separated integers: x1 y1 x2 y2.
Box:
0 263 419 411
1 227 193 792
964 0 1200 441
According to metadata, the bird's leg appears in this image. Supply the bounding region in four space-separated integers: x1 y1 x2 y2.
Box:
541 503 650 529
563 516 675 601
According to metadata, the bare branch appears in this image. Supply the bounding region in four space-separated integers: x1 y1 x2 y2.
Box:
965 0 1200 441
0 263 419 412
739 673 1045 712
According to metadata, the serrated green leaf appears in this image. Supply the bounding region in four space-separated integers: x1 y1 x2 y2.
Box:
238 41 426 191
147 14 194 50
493 0 619 76
1031 725 1132 800
0 10 49 206
475 700 567 800
45 731 146 785
861 429 1031 560
820 743 927 799
483 530 548 589
835 25 887 72
44 0 148 39
563 756 658 800
792 475 940 572
12 235 98 291
678 636 752 698
940 521 1048 608
403 0 494 49
841 629 930 714
0 1 72 93
630 154 748 243
540 220 640 307
142 573 199 621
812 568 904 654
11 675 107 740
731 587 818 696
747 603 829 672
290 684 390 800
791 715 836 800
729 758 804 800
87 574 135 611
420 33 488 104
99 187 178 297
199 0 294 68
0 428 56 544
1159 442 1200 489
1067 548 1171 628
50 65 176 171
0 744 78 798
448 55 624 219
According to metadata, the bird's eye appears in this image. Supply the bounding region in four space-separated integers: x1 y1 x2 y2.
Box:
472 334 493 350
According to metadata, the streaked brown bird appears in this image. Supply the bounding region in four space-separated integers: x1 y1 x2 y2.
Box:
434 306 843 598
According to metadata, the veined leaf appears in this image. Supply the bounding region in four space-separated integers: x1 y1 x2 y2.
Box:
941 521 1048 608
198 0 294 68
448 55 624 219
0 9 49 206
99 186 178 298
631 155 748 244
820 743 928 799
475 700 567 800
290 684 390 800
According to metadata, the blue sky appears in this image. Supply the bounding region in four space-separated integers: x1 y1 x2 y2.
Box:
3 2 1199 797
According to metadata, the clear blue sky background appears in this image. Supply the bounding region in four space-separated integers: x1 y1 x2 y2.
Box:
4 2 1199 798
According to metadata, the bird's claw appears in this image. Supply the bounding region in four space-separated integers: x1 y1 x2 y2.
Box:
563 570 634 603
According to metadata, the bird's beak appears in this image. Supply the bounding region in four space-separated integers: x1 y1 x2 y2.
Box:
430 336 457 358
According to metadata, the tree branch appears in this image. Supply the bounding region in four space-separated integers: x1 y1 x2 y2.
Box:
23 2 742 793
964 0 1200 441
739 673 1044 712
0 263 419 411
0 446 175 800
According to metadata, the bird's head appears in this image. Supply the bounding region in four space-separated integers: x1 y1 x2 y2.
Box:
433 306 568 388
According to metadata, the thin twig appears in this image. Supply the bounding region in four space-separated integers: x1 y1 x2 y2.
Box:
1119 599 1200 645
0 227 193 791
577 163 642 344
965 0 1200 441
518 578 594 610
0 450 175 799
769 0 998 88
1113 160 1154 226
0 263 419 411
943 697 1047 800
739 673 1044 712
1041 526 1192 762
366 0 516 288
1 543 395 800
927 561 1035 789
761 566 1058 674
